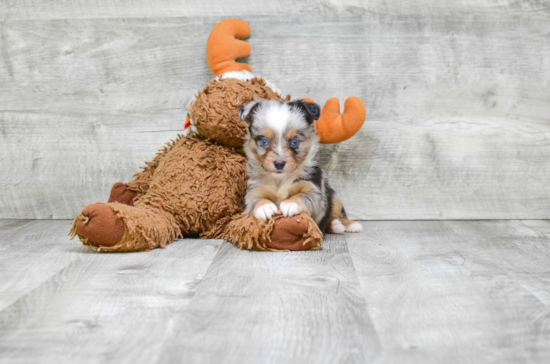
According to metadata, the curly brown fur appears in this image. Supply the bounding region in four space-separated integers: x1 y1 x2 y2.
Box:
126 137 182 199
134 134 248 236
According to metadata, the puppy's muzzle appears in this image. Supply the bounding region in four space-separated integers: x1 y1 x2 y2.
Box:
274 160 286 171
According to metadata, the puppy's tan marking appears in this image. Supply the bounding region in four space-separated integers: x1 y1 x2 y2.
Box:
262 128 275 140
285 129 297 140
330 198 344 219
340 219 355 227
287 181 318 198
247 185 278 203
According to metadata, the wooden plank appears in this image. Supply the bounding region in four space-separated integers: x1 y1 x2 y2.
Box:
0 220 223 363
0 0 324 20
520 219 550 236
159 235 381 364
328 0 550 15
1 12 550 219
446 220 550 307
2 0 549 19
0 111 189 219
0 220 78 311
0 18 215 219
347 220 550 364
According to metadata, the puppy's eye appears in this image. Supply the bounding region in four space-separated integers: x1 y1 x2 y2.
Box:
290 138 299 147
260 137 269 147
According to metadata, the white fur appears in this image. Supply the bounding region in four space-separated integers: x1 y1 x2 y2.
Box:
255 101 313 158
218 70 282 96
256 101 320 173
264 102 292 137
280 201 303 217
218 70 255 82
254 203 279 221
330 219 346 234
345 222 363 233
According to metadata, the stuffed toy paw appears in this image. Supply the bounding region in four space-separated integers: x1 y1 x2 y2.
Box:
70 19 366 252
203 212 323 251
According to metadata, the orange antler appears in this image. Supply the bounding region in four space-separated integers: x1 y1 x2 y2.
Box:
207 19 252 76
309 97 366 144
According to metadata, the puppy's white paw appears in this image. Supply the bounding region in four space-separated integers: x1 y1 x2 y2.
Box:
329 219 346 234
279 201 303 218
345 221 363 233
254 203 279 221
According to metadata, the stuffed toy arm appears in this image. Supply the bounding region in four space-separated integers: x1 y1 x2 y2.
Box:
107 138 181 205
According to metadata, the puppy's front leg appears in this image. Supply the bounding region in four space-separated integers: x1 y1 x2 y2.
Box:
279 195 310 218
245 185 279 221
250 199 279 221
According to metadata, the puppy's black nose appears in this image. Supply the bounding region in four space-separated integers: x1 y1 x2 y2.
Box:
274 160 286 170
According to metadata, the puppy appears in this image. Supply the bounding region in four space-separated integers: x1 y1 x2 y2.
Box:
239 99 362 234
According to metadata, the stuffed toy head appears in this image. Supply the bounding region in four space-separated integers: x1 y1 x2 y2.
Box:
191 78 286 148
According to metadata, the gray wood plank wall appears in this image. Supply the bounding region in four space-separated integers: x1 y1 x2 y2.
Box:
1 1 549 219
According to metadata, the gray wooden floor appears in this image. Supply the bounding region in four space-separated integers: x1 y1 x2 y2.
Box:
1 220 549 363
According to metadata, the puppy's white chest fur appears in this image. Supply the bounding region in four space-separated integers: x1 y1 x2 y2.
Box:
274 179 296 203
259 176 296 204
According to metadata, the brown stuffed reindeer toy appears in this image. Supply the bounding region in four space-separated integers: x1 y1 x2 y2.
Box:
70 19 366 252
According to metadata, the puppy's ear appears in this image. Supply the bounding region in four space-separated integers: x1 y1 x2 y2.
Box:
301 100 321 121
291 100 321 123
239 100 261 126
